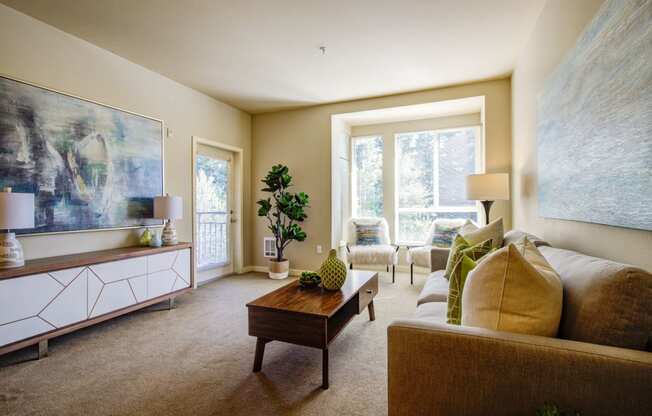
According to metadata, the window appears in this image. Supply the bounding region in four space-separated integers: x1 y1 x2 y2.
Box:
396 127 480 244
351 136 383 217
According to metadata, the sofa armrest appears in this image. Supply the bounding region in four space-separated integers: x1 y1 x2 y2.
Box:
388 320 652 416
430 247 449 272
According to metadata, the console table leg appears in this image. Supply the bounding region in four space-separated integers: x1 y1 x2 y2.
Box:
38 340 48 359
368 300 376 321
322 348 329 389
253 338 269 372
168 297 176 310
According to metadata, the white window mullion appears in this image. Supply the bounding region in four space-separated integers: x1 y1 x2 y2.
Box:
432 130 440 211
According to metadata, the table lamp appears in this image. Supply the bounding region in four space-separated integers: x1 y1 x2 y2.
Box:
154 194 182 246
466 173 509 225
0 187 35 268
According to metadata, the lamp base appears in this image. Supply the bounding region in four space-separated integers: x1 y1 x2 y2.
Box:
480 200 494 225
161 220 178 246
0 232 25 269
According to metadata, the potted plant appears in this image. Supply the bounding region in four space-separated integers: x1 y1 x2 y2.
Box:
257 164 309 279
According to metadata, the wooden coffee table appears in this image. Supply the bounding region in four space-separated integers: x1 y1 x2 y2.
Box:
246 270 378 389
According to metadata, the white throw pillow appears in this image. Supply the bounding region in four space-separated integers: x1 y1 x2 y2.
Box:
461 217 503 249
461 237 563 337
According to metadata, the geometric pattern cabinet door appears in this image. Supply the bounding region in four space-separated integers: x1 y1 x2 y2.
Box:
0 246 192 350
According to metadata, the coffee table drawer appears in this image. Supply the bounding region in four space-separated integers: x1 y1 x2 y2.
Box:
358 274 378 313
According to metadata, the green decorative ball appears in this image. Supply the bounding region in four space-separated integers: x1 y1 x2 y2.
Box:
299 271 321 288
319 249 347 290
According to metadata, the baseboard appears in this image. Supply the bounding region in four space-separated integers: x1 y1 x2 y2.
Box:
242 264 430 276
241 265 307 277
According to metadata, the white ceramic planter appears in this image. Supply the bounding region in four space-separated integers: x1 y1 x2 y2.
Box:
268 259 289 279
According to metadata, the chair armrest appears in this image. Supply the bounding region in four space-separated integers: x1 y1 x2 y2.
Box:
430 247 449 271
388 320 652 416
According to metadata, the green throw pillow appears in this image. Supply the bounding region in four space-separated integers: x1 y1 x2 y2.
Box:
444 234 470 279
446 242 496 325
446 255 476 325
444 236 493 279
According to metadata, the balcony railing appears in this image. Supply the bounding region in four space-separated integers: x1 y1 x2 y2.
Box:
196 211 229 269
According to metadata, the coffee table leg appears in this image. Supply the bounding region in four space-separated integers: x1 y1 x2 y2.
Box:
253 338 269 372
368 300 376 321
322 348 329 389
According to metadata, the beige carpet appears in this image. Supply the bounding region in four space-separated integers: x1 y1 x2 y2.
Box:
0 271 424 416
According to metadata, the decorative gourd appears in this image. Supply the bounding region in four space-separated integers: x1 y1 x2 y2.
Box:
319 249 347 290
139 228 152 246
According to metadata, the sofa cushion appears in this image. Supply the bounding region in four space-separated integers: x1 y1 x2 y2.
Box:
417 271 449 305
462 217 504 249
503 229 550 248
462 238 563 337
540 246 652 351
414 301 447 322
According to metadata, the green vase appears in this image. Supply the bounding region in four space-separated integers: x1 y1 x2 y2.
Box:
319 249 347 290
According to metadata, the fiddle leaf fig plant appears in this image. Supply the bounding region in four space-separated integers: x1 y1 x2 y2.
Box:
257 164 309 262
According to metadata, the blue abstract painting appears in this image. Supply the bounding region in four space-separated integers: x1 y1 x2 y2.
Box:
0 76 164 234
537 0 652 231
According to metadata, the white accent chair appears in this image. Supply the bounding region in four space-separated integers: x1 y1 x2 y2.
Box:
345 217 399 283
406 219 477 285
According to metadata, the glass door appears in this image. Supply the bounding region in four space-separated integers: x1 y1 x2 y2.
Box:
195 144 234 281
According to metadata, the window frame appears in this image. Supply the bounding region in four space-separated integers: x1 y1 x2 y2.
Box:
394 126 483 245
350 134 384 219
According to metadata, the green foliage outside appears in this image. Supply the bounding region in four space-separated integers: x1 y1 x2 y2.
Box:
257 165 309 262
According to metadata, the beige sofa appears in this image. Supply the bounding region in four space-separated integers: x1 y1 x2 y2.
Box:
388 230 652 415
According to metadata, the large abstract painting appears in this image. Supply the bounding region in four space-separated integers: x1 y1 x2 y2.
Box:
0 76 164 234
537 0 652 231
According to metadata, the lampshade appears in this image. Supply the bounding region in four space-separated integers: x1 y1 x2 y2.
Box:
153 195 183 220
466 173 510 201
0 188 35 230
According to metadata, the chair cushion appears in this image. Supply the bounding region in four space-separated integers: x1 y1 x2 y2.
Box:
355 222 382 245
430 219 475 248
462 217 504 249
347 244 397 265
540 246 652 351
461 237 563 337
407 246 432 268
417 271 449 305
414 301 447 322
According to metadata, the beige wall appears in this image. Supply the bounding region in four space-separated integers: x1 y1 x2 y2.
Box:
252 79 511 270
0 5 252 263
512 0 652 271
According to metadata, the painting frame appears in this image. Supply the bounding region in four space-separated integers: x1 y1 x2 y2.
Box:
0 73 165 237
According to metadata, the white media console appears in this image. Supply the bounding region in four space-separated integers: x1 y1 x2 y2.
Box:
0 243 192 357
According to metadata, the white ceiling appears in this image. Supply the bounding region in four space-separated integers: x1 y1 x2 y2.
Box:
1 0 545 114
335 96 484 127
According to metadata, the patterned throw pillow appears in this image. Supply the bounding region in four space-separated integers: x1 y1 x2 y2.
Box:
446 255 476 325
444 234 470 279
355 223 382 245
444 236 493 279
430 219 472 248
446 242 495 325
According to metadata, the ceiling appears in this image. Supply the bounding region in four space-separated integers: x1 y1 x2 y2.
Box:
1 0 545 114
335 96 484 127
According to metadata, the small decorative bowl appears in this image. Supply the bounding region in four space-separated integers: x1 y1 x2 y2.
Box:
299 271 321 289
